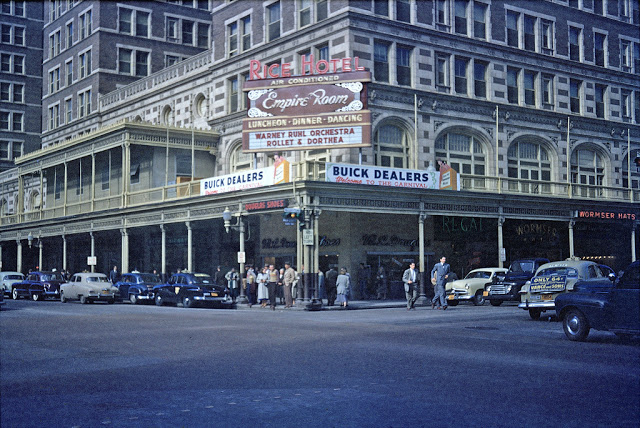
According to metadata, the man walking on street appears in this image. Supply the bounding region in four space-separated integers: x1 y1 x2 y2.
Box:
283 262 296 308
325 266 338 306
431 256 450 310
403 262 420 310
267 264 279 310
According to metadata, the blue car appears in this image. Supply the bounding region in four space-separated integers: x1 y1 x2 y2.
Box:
115 273 163 304
12 271 65 301
556 261 640 341
153 272 233 308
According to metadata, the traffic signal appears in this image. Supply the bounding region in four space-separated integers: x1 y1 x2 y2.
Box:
634 155 640 168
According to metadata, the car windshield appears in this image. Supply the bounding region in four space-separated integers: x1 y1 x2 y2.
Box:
41 273 64 281
192 274 212 285
86 276 110 283
465 271 491 280
5 275 23 280
509 261 535 273
138 274 161 284
537 267 578 278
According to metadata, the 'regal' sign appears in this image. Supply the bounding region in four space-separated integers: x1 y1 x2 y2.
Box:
242 57 371 153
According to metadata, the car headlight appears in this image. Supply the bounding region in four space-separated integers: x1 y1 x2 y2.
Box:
485 285 491 292
465 284 469 290
506 286 512 293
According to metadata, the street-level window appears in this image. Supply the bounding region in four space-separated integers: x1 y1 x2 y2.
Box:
374 123 409 168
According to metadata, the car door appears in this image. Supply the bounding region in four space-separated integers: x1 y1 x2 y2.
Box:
610 264 640 331
119 274 133 298
68 275 79 299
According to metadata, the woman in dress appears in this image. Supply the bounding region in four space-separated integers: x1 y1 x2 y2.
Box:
257 267 269 308
336 267 351 308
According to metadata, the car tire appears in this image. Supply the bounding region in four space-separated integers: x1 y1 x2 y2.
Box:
12 288 19 300
183 296 194 308
80 295 88 304
489 300 502 306
155 294 164 306
32 293 41 302
529 309 542 320
108 298 115 304
60 291 67 303
129 293 138 305
472 290 485 306
563 309 590 341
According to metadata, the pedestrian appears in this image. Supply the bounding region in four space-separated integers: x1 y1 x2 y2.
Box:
214 266 225 287
226 268 239 302
403 262 420 310
283 262 296 308
278 268 285 304
109 265 119 284
325 266 338 306
431 256 450 310
257 266 269 308
375 266 387 300
358 263 369 299
246 267 256 307
336 268 350 308
317 269 325 301
267 264 279 310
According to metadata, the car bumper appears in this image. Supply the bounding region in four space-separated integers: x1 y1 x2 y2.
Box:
485 293 519 302
43 290 60 297
447 292 472 301
87 294 116 301
134 294 154 300
519 300 555 310
193 295 231 303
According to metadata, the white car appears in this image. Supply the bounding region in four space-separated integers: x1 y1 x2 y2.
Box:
446 267 508 306
60 273 119 304
1 272 25 297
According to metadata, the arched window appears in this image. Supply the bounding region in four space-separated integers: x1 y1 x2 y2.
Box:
0 198 7 215
194 93 207 118
161 105 172 125
229 143 252 172
622 153 639 190
374 123 409 168
435 131 486 175
507 140 552 194
571 147 605 197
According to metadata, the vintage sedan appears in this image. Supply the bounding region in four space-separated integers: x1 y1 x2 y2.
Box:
154 272 233 308
115 272 162 304
1 272 24 298
12 271 65 301
556 261 639 341
446 267 508 306
60 273 119 304
519 259 613 320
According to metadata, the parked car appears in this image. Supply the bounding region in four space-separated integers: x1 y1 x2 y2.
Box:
446 267 508 306
60 272 119 304
555 261 639 341
484 258 550 306
115 272 162 304
0 272 24 298
154 272 233 308
519 259 613 320
12 271 65 301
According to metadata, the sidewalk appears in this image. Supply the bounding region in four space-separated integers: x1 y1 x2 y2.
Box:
236 299 413 311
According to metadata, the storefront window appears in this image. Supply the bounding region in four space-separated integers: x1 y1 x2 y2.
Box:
374 123 409 168
507 140 552 194
570 147 605 198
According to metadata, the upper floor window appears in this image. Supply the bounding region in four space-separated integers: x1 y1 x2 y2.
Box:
396 45 412 86
569 25 582 61
435 52 450 92
0 81 23 103
79 9 92 40
66 22 73 48
542 73 554 107
375 123 409 168
474 60 487 98
571 147 605 197
0 53 24 74
595 83 607 118
570 78 582 113
593 0 604 15
454 56 469 95
374 40 390 83
119 8 150 38
436 0 448 28
49 30 61 58
230 143 253 172
473 2 487 39
1 24 25 46
78 89 91 118
299 0 312 27
506 10 518 47
594 31 607 67
621 89 631 120
1 1 25 17
435 131 486 176
79 49 91 79
397 0 411 23
454 0 468 35
229 16 251 57
507 140 552 192
267 1 281 42
507 66 519 104
374 0 389 17
0 111 23 131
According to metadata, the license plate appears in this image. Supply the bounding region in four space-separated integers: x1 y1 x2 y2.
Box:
483 291 488 296
448 294 454 300
102 290 109 294
211 292 218 297
541 294 553 301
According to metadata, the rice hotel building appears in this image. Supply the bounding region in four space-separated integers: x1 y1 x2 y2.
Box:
0 0 638 299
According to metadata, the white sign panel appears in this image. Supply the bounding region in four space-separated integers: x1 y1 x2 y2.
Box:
237 252 246 264
87 256 97 266
201 166 288 196
326 163 448 190
303 229 314 246
247 125 364 151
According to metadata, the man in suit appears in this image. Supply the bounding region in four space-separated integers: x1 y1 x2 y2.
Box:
325 267 338 306
403 262 420 311
431 256 450 310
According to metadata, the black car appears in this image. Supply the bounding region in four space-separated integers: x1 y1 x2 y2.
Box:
484 258 550 306
556 261 639 341
153 272 233 308
115 272 162 304
12 271 66 301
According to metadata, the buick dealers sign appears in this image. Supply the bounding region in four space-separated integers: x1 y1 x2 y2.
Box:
326 163 460 191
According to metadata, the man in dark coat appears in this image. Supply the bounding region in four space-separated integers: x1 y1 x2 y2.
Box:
325 267 338 306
